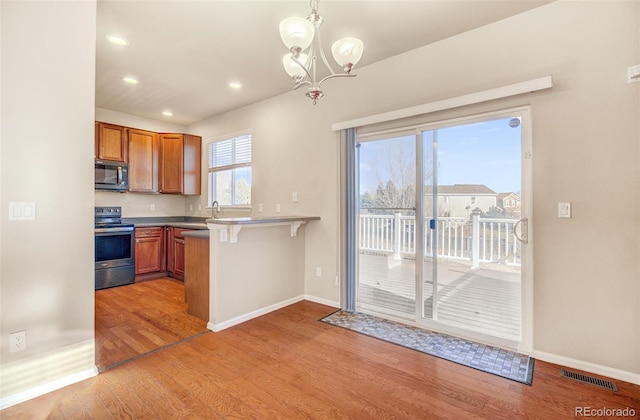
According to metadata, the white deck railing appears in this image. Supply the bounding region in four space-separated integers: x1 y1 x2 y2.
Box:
359 213 521 266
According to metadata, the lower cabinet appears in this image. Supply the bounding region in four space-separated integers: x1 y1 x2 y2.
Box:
134 227 165 276
134 226 194 281
168 228 190 280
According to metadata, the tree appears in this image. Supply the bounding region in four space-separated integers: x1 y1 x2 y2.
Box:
235 177 251 205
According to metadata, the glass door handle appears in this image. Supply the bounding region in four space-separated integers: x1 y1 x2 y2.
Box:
513 218 528 244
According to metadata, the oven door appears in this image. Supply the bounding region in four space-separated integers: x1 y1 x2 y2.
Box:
95 226 134 269
95 226 135 290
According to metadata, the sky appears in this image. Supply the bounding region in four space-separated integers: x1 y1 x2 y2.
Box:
359 116 522 195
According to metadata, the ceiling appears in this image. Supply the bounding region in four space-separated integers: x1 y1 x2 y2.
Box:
96 0 552 126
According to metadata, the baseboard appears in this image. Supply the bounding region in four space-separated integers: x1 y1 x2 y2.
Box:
207 295 306 332
302 294 340 309
531 349 640 386
0 339 98 410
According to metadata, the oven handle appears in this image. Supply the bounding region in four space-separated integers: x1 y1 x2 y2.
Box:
95 227 134 234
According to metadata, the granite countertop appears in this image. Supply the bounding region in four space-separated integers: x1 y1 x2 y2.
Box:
134 222 208 229
206 216 320 225
123 216 208 230
182 230 210 239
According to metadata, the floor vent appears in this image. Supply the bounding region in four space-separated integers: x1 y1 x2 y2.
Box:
560 369 618 392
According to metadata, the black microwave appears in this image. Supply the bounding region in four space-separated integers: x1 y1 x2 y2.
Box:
95 160 128 192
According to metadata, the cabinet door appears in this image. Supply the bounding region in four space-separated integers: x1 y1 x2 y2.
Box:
166 227 175 273
129 129 159 193
174 236 186 278
171 228 192 279
183 134 202 195
159 134 183 194
96 122 128 162
134 228 164 275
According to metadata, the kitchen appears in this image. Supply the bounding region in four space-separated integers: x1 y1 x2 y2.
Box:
93 109 320 369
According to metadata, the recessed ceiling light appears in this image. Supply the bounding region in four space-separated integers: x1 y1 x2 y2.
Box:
106 35 129 46
162 111 173 117
228 82 242 89
122 76 139 85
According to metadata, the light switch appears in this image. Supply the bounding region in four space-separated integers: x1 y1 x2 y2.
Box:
558 202 571 218
9 202 36 221
219 229 228 242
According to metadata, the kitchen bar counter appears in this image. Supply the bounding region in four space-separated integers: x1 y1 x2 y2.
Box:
207 216 320 243
206 215 320 225
205 215 320 332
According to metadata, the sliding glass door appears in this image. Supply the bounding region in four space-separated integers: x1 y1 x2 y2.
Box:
355 108 531 351
357 134 417 320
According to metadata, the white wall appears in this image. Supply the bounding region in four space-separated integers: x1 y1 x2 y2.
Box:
0 0 98 403
188 1 639 377
94 108 188 217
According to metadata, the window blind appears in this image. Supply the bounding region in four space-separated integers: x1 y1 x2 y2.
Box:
208 134 251 171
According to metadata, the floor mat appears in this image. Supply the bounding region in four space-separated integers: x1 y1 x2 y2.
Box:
321 310 534 385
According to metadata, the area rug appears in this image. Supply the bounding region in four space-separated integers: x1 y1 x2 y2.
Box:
320 310 534 385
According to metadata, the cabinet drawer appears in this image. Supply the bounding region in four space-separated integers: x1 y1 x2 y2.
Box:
135 227 164 238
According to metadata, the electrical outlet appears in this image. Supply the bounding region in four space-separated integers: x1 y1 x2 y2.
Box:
10 330 26 353
258 204 264 213
189 204 193 211
198 203 202 211
315 267 322 277
335 275 340 286
150 204 156 211
276 203 281 213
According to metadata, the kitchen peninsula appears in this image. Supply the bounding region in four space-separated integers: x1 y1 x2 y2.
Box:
204 216 320 332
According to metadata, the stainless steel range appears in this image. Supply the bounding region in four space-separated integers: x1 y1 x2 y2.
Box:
95 206 134 290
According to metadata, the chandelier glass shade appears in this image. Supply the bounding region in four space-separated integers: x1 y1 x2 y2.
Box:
279 0 363 104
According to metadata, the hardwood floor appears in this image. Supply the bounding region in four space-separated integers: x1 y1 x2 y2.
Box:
95 278 208 371
3 299 639 419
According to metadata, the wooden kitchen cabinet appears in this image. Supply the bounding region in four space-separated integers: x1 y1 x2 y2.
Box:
95 122 128 162
134 227 165 277
128 128 159 193
183 134 201 195
168 228 192 280
159 133 201 195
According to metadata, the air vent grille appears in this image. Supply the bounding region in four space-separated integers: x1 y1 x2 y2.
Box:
560 369 618 392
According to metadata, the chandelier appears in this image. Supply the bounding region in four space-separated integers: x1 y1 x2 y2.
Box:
279 0 364 104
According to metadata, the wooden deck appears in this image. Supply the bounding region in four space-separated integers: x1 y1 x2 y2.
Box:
358 253 521 341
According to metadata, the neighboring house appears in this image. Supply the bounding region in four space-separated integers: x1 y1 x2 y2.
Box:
426 184 497 218
497 192 521 219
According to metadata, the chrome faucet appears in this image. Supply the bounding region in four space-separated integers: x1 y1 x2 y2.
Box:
211 200 220 218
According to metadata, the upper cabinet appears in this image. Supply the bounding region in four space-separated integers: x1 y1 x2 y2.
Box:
95 122 128 162
94 121 201 196
128 128 159 193
159 134 201 195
